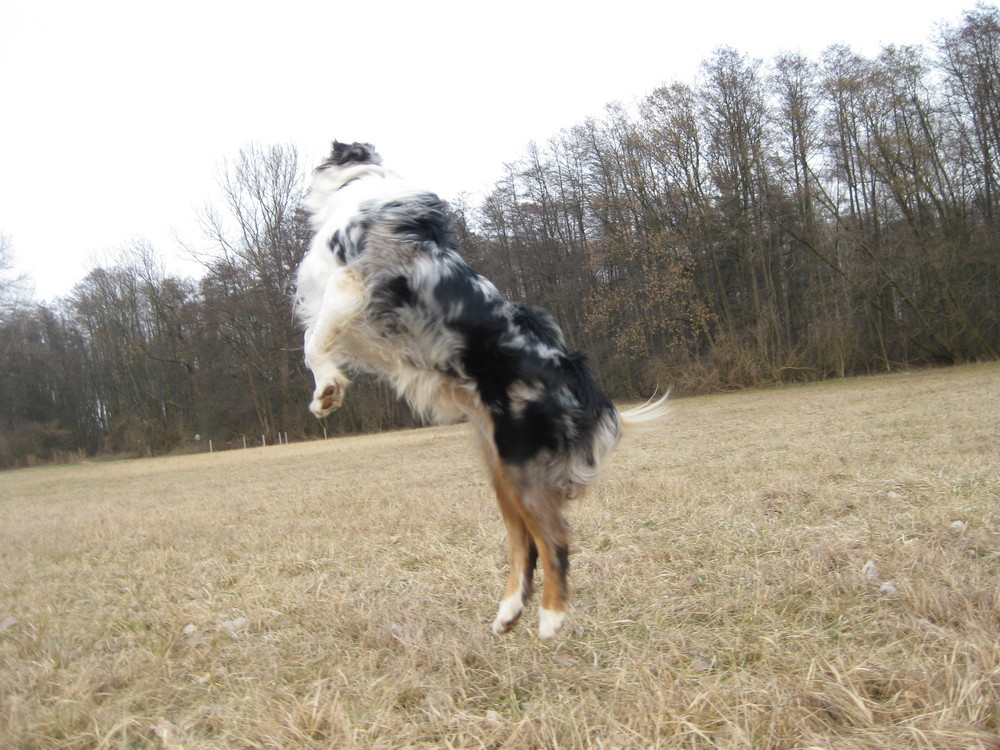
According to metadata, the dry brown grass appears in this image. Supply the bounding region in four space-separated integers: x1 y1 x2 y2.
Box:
2 364 999 749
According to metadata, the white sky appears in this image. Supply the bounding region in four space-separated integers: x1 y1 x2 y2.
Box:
0 0 976 301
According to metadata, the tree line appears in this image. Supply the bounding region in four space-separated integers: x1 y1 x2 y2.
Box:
2 6 998 467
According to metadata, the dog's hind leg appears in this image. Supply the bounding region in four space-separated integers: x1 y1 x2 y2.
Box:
303 265 365 419
491 468 538 635
519 490 571 640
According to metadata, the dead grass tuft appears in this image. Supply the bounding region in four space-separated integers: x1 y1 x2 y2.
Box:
2 364 999 748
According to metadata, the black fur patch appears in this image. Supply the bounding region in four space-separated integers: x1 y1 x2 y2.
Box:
511 304 565 349
328 230 347 263
555 543 570 576
443 289 517 410
451 300 613 466
369 275 417 337
524 541 539 595
385 196 453 249
384 275 416 307
329 214 373 264
328 141 380 167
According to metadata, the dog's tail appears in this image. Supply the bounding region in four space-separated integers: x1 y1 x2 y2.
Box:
618 389 671 430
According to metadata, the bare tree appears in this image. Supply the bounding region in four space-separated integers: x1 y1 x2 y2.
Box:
0 233 30 314
196 143 313 438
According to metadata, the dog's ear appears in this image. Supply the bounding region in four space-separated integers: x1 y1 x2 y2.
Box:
329 141 382 167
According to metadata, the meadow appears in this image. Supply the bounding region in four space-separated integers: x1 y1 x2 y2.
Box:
1 364 999 749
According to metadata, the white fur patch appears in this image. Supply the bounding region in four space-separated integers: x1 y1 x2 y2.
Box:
492 593 524 634
538 608 567 640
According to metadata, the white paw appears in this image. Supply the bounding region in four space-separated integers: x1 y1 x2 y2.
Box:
492 594 524 635
310 378 347 418
538 608 567 640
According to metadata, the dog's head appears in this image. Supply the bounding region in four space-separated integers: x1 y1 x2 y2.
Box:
306 141 387 222
318 141 383 171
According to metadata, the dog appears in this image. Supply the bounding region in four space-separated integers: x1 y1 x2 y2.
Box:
295 141 669 639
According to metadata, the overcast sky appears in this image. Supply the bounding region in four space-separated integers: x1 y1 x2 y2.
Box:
0 0 977 301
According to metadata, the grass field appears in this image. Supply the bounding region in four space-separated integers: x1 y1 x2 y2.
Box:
2 364 999 749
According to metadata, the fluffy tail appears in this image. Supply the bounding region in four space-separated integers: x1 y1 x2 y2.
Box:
618 389 671 429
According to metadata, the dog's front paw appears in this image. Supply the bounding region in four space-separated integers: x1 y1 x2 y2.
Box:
310 378 348 418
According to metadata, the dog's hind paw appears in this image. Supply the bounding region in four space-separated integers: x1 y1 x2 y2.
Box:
538 608 567 640
491 595 524 635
